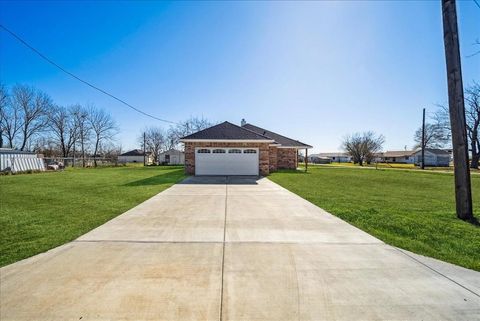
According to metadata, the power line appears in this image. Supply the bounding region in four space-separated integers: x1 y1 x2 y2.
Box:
473 0 480 10
0 24 178 125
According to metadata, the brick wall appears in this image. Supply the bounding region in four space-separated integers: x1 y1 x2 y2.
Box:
269 146 278 172
183 141 270 176
277 148 297 169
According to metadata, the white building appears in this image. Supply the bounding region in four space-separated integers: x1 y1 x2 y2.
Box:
413 149 451 167
118 149 153 164
379 151 415 164
312 152 352 163
158 149 185 165
0 148 45 173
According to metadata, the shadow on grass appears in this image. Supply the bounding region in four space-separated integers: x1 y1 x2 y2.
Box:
123 169 185 186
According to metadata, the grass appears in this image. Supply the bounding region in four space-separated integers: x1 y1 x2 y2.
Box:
0 165 185 267
269 166 480 271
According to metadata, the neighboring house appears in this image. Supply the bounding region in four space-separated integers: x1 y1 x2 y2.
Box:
159 149 185 165
313 152 352 163
379 151 415 164
118 149 153 164
307 154 331 164
413 148 451 167
180 120 312 176
0 148 45 173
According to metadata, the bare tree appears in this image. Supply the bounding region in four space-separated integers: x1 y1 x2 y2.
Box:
0 84 8 148
140 127 166 164
413 122 449 149
88 106 117 167
342 131 385 166
433 82 480 168
465 82 480 168
8 85 53 151
1 86 22 148
48 105 77 157
72 105 91 167
168 116 214 149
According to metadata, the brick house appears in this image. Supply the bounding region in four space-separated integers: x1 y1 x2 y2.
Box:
180 120 312 176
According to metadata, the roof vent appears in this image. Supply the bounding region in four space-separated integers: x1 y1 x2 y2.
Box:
241 118 246 127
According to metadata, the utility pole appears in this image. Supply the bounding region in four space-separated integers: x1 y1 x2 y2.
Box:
441 0 473 220
421 108 426 170
143 132 146 166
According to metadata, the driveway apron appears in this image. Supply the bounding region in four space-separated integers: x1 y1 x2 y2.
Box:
1 176 479 321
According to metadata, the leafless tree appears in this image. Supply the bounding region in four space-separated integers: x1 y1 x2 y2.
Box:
433 82 480 168
0 84 8 148
168 116 214 149
1 86 22 148
413 122 450 150
72 105 91 167
342 131 385 166
465 82 480 168
88 106 117 167
48 105 77 157
11 85 53 151
140 127 166 164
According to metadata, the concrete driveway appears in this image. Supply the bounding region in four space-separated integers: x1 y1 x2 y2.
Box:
1 176 479 320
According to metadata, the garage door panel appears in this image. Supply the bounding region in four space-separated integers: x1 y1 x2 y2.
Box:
196 148 259 176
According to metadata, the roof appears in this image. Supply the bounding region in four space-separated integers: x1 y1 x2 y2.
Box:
314 152 349 157
413 148 451 156
242 123 312 148
120 149 151 156
0 148 36 155
180 121 274 141
382 150 414 157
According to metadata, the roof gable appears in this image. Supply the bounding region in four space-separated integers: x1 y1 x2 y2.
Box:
180 121 273 141
120 149 150 156
242 123 312 148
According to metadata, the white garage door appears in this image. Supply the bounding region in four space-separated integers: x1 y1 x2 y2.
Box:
195 148 259 176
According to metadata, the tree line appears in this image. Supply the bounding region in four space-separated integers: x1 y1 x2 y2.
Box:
0 84 117 167
139 117 213 164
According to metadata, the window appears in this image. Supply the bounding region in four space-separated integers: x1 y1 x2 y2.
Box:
228 149 242 154
244 149 257 154
197 149 210 153
212 149 226 153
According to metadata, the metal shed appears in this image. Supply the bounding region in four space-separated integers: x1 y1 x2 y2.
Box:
0 148 45 173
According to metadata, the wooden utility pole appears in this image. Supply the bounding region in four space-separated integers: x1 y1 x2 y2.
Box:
143 132 146 166
421 108 426 170
441 0 473 220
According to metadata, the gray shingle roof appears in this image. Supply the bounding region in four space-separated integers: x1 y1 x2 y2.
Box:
180 121 274 141
242 123 312 148
120 149 150 156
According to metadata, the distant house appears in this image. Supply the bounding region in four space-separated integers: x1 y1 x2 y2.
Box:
379 151 415 164
159 149 185 165
313 152 351 163
413 149 451 167
118 149 153 164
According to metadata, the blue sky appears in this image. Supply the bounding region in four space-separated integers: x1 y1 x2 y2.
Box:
1 1 479 152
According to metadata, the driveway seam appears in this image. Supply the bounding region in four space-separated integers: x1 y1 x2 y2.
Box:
393 247 480 298
219 177 228 321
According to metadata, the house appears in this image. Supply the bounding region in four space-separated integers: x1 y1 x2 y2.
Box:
159 149 185 165
180 120 312 176
0 148 45 173
118 149 153 164
313 152 352 163
413 148 451 167
379 151 415 164
307 154 332 164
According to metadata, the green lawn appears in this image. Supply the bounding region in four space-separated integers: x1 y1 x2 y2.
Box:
270 167 480 271
0 165 185 267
